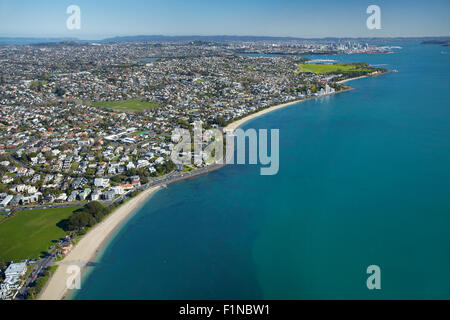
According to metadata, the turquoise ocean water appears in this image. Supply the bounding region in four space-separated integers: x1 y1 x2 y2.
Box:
75 42 450 299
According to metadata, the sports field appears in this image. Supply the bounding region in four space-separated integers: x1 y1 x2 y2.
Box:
297 63 372 74
91 99 159 112
0 207 80 262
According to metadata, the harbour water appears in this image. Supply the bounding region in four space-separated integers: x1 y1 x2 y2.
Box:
75 42 450 299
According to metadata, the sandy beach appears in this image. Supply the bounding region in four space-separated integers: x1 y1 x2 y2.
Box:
337 75 368 84
39 186 160 300
224 99 304 133
224 86 355 133
39 78 363 300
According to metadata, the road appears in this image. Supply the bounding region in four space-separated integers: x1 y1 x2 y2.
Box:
16 253 55 300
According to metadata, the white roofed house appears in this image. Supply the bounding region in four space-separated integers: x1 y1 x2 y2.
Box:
94 178 110 188
8 166 17 173
90 189 102 201
25 185 37 194
78 188 91 200
0 160 10 167
137 159 150 168
111 186 124 195
1 176 13 184
67 191 79 202
5 262 27 278
1 262 27 300
108 164 118 175
0 195 13 207
10 184 26 193
55 193 67 203
155 157 165 165
21 193 41 205
126 162 135 170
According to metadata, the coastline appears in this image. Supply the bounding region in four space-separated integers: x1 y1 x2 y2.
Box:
224 100 303 132
337 75 368 84
224 87 353 132
38 75 370 300
39 186 160 300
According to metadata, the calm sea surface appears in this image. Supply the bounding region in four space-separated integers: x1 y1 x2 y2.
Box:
75 42 450 299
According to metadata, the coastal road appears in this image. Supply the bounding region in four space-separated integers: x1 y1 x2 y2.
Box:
17 253 54 299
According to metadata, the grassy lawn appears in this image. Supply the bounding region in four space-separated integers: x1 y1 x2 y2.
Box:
0 207 81 262
91 99 159 112
297 63 372 74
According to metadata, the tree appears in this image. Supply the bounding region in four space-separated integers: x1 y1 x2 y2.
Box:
54 87 66 97
67 211 95 231
55 243 63 256
83 201 108 221
66 201 108 231
26 288 37 300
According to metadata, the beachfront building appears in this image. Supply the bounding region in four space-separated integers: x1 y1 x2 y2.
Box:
1 262 27 300
5 262 27 277
21 193 41 205
90 189 102 201
1 277 20 300
119 184 134 191
325 84 335 94
102 190 116 201
62 243 73 255
111 186 125 195
78 188 92 200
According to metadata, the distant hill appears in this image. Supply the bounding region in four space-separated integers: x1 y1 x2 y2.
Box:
1 35 449 45
0 37 78 45
100 35 307 43
100 35 450 43
421 39 450 46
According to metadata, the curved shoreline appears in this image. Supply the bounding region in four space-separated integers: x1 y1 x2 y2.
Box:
39 77 365 300
337 75 368 84
39 186 160 300
223 88 353 133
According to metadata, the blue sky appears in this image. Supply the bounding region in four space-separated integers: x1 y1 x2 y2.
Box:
0 0 449 39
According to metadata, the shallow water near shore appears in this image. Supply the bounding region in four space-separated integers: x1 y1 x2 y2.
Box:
75 42 450 299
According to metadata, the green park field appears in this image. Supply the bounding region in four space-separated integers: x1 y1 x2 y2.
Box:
0 207 80 262
297 63 372 75
91 99 159 112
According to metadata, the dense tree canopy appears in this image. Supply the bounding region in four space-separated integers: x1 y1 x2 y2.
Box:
66 201 109 231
